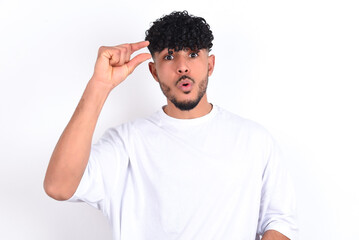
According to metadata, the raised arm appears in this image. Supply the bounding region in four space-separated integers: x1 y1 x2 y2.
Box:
44 41 151 200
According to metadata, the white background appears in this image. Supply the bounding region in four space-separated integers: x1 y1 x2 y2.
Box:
1 0 358 239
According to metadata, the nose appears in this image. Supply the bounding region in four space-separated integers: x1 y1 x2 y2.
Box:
176 58 189 74
177 67 188 74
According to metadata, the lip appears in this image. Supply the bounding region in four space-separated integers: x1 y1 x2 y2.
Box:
176 79 193 93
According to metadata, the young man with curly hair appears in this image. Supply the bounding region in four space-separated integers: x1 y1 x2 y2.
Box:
44 11 298 240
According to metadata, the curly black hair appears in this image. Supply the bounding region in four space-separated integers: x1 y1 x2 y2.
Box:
145 11 214 55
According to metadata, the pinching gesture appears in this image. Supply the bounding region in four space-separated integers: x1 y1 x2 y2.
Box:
91 41 151 90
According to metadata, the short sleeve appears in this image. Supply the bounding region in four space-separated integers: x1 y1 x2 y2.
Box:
257 137 299 239
67 126 130 212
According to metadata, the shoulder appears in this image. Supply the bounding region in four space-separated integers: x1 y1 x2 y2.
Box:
106 111 163 141
215 106 272 137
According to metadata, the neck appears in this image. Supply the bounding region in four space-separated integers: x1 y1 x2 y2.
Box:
163 94 213 119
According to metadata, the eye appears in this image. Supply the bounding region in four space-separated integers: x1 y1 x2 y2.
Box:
189 52 199 58
164 55 174 60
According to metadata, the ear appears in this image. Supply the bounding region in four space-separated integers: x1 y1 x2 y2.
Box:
208 54 215 76
148 62 159 82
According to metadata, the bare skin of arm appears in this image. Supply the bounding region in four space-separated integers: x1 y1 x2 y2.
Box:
262 230 290 240
44 41 151 201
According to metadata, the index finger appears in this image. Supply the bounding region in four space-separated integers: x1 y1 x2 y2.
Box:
130 41 150 53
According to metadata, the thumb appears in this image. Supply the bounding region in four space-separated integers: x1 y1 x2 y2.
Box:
126 53 152 74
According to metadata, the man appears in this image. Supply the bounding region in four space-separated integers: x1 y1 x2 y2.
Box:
44 11 298 240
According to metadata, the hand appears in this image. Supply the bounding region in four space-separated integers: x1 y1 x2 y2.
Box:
91 41 151 90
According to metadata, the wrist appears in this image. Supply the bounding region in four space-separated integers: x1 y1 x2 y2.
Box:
78 79 111 116
88 77 114 94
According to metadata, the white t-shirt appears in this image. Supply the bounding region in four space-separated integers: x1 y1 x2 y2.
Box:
69 105 298 240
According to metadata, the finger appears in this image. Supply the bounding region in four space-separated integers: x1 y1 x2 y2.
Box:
126 53 152 74
112 41 149 60
106 47 127 66
108 50 121 66
119 47 129 65
130 41 150 53
113 45 133 65
125 45 132 63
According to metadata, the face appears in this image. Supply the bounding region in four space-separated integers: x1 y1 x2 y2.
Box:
149 48 215 111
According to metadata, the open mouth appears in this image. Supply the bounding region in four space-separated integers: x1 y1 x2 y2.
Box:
177 78 193 93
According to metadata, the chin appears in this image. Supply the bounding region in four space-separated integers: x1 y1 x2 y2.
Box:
170 96 203 111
